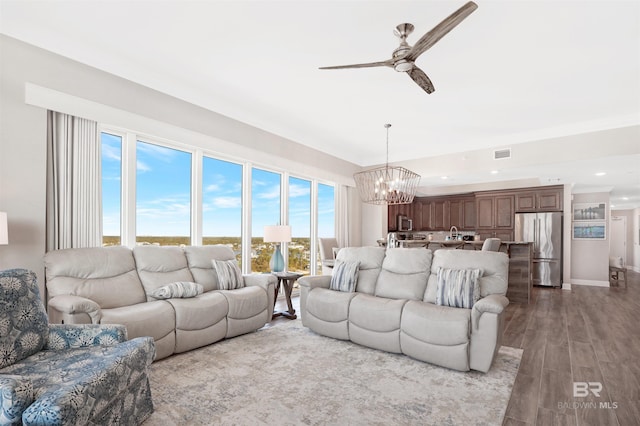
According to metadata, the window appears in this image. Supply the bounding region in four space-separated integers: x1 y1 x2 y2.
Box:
136 141 192 245
288 177 311 275
101 132 122 246
99 126 338 269
202 156 243 262
251 167 281 272
317 183 336 270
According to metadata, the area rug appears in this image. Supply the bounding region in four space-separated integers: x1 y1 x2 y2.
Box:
145 320 522 425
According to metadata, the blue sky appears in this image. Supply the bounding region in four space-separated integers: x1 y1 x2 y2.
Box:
102 133 334 238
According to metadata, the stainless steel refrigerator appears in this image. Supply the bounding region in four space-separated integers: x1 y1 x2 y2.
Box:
514 212 562 287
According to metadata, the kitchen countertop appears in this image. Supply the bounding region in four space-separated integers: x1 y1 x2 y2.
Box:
394 240 533 249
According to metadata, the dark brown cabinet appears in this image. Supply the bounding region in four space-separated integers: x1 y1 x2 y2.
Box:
387 203 413 231
386 185 562 236
515 187 563 212
410 196 475 231
475 193 514 240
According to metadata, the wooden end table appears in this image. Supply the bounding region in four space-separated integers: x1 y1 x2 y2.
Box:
271 271 303 320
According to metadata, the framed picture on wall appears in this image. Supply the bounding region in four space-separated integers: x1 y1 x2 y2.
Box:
573 222 606 240
573 202 606 221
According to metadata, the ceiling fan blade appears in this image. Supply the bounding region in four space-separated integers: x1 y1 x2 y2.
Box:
405 1 478 62
319 59 394 70
408 67 435 94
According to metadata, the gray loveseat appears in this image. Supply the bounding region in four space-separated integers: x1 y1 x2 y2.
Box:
299 247 510 372
44 245 276 360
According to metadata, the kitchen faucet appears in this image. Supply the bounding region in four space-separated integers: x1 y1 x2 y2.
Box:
449 226 458 240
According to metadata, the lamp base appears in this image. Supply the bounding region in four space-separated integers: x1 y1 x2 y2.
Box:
269 244 285 272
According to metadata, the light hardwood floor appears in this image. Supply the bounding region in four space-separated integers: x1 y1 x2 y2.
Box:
273 271 640 426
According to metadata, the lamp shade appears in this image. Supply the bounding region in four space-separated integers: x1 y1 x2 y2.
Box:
0 212 7 245
263 225 291 243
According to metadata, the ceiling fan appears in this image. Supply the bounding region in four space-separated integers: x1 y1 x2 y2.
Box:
319 1 478 94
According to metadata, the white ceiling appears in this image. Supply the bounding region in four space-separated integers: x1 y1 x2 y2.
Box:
1 0 639 208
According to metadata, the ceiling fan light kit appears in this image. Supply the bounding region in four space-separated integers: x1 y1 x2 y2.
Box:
319 1 478 94
354 124 421 205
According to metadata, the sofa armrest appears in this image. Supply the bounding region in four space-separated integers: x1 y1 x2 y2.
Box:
244 273 276 293
298 275 331 290
48 295 102 324
46 324 128 350
471 294 509 329
0 375 34 424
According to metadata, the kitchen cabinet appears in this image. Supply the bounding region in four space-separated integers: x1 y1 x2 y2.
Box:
475 193 514 241
515 186 563 212
411 196 475 231
387 203 413 231
476 194 514 229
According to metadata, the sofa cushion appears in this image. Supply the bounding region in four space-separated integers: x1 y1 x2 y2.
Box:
401 300 470 346
212 259 244 290
374 248 432 301
150 281 204 299
133 246 195 300
45 246 147 308
0 269 49 369
335 247 386 295
306 287 358 323
166 291 228 331
349 294 407 353
100 301 175 343
436 267 481 309
425 250 509 303
330 260 360 292
184 245 237 291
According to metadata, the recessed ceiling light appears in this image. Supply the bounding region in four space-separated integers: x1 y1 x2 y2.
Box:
441 176 448 180
490 170 499 174
622 197 629 200
595 172 606 176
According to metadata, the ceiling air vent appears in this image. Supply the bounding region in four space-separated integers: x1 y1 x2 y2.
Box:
493 148 511 160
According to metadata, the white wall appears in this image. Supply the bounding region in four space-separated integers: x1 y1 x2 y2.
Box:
0 35 363 293
361 204 386 247
570 192 611 286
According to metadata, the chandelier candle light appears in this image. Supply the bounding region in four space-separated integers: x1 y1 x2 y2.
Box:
354 124 421 205
263 225 291 272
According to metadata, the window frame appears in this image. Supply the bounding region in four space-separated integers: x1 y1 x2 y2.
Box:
99 124 337 275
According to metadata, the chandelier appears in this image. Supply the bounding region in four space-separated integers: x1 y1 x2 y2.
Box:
353 124 421 205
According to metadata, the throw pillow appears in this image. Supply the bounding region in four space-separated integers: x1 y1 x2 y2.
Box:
212 259 244 290
150 281 203 299
330 260 360 292
435 267 482 309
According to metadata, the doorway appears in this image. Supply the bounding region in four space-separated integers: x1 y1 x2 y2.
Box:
610 216 627 266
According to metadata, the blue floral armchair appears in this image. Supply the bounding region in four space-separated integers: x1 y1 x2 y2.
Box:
0 269 155 425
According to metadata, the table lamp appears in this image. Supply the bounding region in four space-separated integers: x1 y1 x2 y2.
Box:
263 225 291 272
0 212 8 245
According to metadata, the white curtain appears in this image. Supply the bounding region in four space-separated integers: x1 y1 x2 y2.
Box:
46 111 102 251
336 184 350 247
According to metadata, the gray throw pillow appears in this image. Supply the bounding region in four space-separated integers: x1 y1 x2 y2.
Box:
150 281 204 299
212 259 244 290
435 267 482 309
330 260 360 292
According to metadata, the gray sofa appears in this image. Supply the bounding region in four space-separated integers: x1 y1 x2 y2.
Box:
44 245 276 360
298 247 510 372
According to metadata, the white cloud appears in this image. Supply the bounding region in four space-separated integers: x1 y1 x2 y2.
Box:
102 144 121 161
213 196 241 208
137 160 151 172
257 187 281 200
289 183 310 198
205 183 220 192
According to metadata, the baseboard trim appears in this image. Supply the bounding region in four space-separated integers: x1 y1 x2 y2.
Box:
562 282 572 290
571 279 610 287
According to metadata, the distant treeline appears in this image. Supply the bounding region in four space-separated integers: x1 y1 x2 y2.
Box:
103 236 312 273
